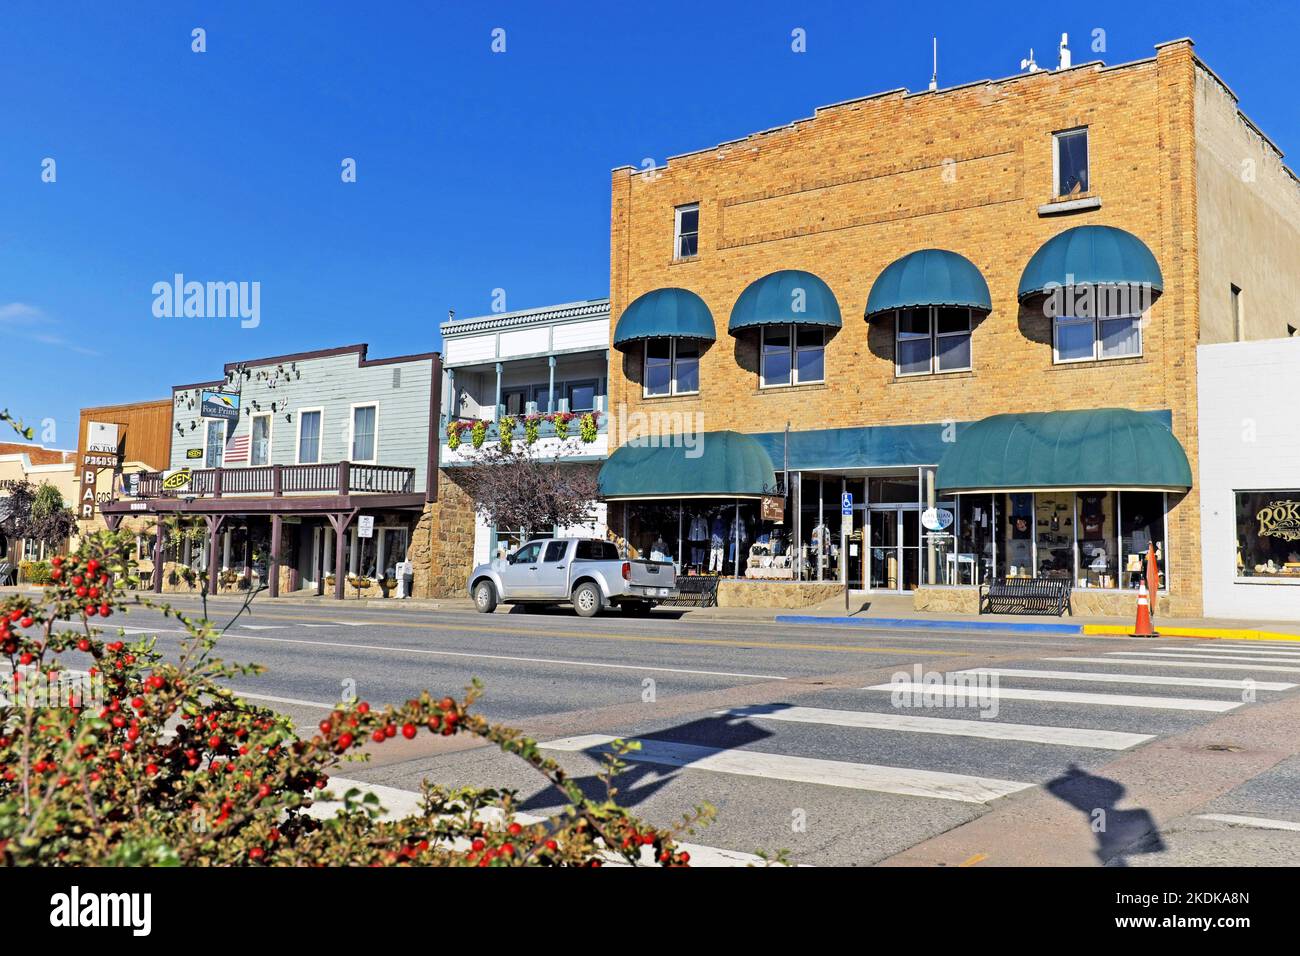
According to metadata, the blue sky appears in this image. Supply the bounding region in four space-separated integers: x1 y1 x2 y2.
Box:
3 0 1297 448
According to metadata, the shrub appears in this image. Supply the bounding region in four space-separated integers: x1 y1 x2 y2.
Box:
17 561 51 586
0 531 708 866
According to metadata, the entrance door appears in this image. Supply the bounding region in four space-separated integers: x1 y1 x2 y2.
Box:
297 525 321 591
868 509 922 592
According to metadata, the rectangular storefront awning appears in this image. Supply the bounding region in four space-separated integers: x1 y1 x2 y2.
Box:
598 431 777 499
750 422 957 473
935 408 1190 494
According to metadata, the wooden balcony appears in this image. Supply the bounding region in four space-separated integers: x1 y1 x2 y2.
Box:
132 461 415 499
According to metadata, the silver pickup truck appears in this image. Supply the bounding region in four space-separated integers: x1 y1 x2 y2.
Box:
467 538 677 617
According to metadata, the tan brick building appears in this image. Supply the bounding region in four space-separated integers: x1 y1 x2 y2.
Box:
601 38 1300 616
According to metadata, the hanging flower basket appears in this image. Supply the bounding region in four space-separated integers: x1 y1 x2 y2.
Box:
446 420 468 451
470 419 490 449
498 415 518 441
579 411 601 443
552 411 574 440
523 414 542 445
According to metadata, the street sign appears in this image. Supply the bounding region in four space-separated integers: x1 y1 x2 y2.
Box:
357 516 375 538
841 492 853 516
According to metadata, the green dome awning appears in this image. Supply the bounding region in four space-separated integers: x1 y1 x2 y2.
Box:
613 288 716 351
729 270 842 334
598 431 778 499
865 249 992 318
935 408 1191 493
1018 225 1164 301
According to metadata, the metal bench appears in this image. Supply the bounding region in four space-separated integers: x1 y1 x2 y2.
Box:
659 575 719 608
0 562 13 587
979 577 1072 616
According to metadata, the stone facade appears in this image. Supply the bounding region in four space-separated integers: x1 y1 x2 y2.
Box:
716 579 842 608
410 469 478 598
914 585 1170 617
603 40 1286 617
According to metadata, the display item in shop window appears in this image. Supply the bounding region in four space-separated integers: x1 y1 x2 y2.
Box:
688 514 709 542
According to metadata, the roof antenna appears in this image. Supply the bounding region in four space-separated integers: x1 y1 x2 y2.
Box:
929 37 938 91
1057 32 1072 70
1020 48 1040 73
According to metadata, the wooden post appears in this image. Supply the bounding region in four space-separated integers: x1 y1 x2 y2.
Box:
205 515 224 595
338 460 351 496
269 515 282 598
272 463 283 497
213 469 223 499
151 519 166 594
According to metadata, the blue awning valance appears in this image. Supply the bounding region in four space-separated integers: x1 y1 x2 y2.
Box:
1018 225 1164 301
613 288 716 351
598 431 778 499
865 249 992 319
729 270 842 334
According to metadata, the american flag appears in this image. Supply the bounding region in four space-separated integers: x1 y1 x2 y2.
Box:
224 433 251 464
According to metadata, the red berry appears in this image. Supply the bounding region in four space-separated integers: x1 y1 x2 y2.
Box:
87 560 100 576
257 784 272 799
318 719 332 734
337 733 353 749
471 838 486 852
249 847 265 861
545 839 558 851
84 605 96 617
145 763 159 775
131 697 146 710
356 701 370 714
18 653 33 666
438 697 455 711
384 724 397 738
77 639 91 652
371 729 386 743
507 822 523 836
19 617 32 628
51 556 63 567
98 605 111 618
208 735 221 749
401 722 416 739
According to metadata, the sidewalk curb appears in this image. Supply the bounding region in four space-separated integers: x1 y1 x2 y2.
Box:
774 614 1300 641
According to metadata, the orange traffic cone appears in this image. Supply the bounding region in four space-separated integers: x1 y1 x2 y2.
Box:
1132 580 1157 638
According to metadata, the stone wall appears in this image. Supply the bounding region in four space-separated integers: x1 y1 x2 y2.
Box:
913 585 1172 618
409 470 478 598
716 579 842 608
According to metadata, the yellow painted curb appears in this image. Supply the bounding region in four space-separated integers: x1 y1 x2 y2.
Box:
1081 624 1300 642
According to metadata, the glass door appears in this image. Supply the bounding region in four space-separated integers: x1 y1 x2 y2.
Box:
868 509 900 590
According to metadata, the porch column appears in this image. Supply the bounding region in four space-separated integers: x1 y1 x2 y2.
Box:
376 528 387 580
151 519 166 594
269 515 282 598
925 467 937 585
734 500 741 580
494 362 503 419
547 355 556 413
205 516 225 595
326 511 357 600
446 368 456 417
222 531 231 571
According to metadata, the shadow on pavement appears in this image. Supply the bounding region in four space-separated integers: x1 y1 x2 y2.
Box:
1045 762 1165 866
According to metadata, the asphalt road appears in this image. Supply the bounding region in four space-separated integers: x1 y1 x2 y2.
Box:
54 594 1300 867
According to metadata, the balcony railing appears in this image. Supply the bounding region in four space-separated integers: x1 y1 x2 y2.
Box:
132 461 415 499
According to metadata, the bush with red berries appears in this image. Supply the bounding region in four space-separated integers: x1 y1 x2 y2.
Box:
0 531 709 866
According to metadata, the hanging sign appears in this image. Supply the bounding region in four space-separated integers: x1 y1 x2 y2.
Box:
760 495 785 522
162 469 192 492
921 507 955 532
201 390 240 422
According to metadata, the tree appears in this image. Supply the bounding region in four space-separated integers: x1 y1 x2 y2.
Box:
0 480 77 552
455 442 599 539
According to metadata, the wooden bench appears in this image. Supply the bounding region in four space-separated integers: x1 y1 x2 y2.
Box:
979 577 1072 616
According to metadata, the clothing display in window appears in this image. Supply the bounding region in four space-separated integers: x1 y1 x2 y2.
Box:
688 513 709 566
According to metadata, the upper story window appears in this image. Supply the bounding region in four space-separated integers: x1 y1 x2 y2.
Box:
674 203 699 260
205 420 228 469
297 409 322 464
1053 299 1142 363
761 325 825 387
566 380 598 412
644 339 699 397
351 404 377 462
251 414 271 466
896 307 973 376
1053 127 1089 197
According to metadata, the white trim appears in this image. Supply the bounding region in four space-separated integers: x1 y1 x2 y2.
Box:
1052 313 1144 364
895 307 973 376
759 324 826 388
203 418 227 469
348 402 379 464
642 338 700 398
295 407 324 464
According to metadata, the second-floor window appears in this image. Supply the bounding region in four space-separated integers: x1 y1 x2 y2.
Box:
674 203 699 260
761 325 825 387
297 409 322 464
644 339 699 397
1053 127 1089 197
205 420 228 468
351 405 377 462
1053 301 1142 363
896 307 973 376
251 414 271 466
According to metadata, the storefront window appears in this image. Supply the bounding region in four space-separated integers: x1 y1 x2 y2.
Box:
954 494 995 586
624 500 781 578
1234 490 1300 581
1075 491 1115 588
998 493 1035 579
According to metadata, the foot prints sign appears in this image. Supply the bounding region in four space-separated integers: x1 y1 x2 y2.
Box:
79 422 121 519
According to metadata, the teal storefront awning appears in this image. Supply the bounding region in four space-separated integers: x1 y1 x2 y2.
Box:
935 408 1191 493
613 288 716 351
729 270 842 334
598 431 778 499
865 249 992 319
1018 225 1164 301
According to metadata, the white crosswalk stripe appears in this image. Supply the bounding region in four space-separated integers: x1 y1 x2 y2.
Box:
864 681 1242 712
1107 650 1300 664
238 624 288 630
1152 645 1300 657
540 734 1033 803
1045 656 1300 674
954 666 1294 692
1196 813 1300 832
720 705 1153 750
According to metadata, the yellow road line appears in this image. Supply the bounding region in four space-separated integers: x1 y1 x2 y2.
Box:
156 610 954 657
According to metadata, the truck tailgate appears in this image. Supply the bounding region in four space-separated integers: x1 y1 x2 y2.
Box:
627 561 676 589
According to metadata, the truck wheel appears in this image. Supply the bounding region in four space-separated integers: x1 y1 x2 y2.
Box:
572 582 603 618
472 580 498 614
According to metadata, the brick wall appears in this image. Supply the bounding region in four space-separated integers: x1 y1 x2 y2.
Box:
608 41 1206 614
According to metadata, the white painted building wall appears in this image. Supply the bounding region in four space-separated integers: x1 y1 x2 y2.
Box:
1197 337 1300 620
